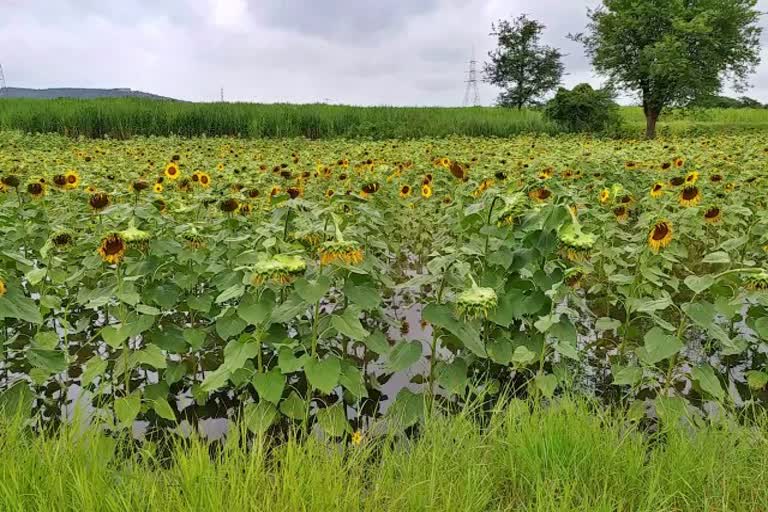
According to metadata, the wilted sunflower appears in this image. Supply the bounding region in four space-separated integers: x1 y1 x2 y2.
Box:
270 186 281 197
613 206 628 222
399 185 412 198
239 203 253 216
183 229 206 249
1 175 20 188
121 222 151 251
650 182 664 198
564 268 585 289
669 176 685 187
449 161 468 180
250 254 306 286
320 240 364 266
744 271 768 292
88 192 110 211
287 187 302 199
421 184 433 199
220 198 239 213
164 162 180 180
599 188 610 204
559 223 597 262
131 180 149 193
27 182 45 199
679 186 702 207
710 174 723 183
53 174 67 188
648 220 673 253
624 161 637 170
64 170 80 189
97 233 127 264
529 187 552 203
704 207 721 224
51 231 73 249
455 284 498 320
473 178 494 198
325 189 335 198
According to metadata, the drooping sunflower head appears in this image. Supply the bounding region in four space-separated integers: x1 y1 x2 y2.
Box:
131 180 150 193
455 285 498 320
529 187 552 203
744 271 768 292
564 267 585 289
89 192 110 211
220 198 240 213
703 207 721 224
613 206 628 222
164 162 180 180
1 175 20 188
650 182 664 198
183 229 206 249
559 223 597 262
669 176 685 187
647 220 673 253
27 181 46 198
287 187 302 199
51 231 74 249
473 178 494 198
97 233 127 265
319 240 364 266
449 161 468 180
250 254 306 286
120 222 152 251
239 203 253 216
679 186 702 207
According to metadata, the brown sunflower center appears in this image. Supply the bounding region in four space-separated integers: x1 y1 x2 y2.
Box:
613 206 626 216
67 174 77 184
537 189 551 199
704 208 720 219
652 223 670 241
103 237 125 256
681 187 699 200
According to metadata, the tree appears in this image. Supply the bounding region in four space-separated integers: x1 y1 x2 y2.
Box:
545 84 621 133
573 0 762 138
484 15 564 109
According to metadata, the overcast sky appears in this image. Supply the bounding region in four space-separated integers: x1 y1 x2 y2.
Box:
1 0 767 106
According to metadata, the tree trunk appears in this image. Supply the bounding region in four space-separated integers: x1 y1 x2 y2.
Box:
644 106 660 139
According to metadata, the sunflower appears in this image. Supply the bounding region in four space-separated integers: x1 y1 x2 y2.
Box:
351 430 364 446
131 180 149 193
239 203 253 216
217 163 225 172
648 220 673 253
164 162 180 180
1 175 20 188
250 254 306 286
64 170 80 189
153 183 163 194
325 189 335 198
399 185 412 198
669 176 685 187
455 284 498 320
650 182 664 198
319 240 364 266
85 185 97 194
53 174 67 188
287 187 302 199
710 174 723 183
613 206 628 222
0 277 6 297
270 186 281 197
120 222 151 251
744 271 768 292
624 161 637 170
220 198 239 213
529 187 552 203
51 231 73 249
473 178 494 198
679 186 702 207
27 182 46 199
449 161 467 180
421 184 433 199
704 207 721 224
685 171 699 185
674 157 684 168
97 233 127 264
198 172 211 188
559 223 597 262
599 188 610 204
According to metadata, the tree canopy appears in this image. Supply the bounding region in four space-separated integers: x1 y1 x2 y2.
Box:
484 15 564 109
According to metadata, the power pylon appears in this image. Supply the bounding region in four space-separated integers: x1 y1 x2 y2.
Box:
0 64 6 97
462 50 480 107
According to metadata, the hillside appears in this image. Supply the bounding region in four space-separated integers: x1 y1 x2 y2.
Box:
0 87 174 100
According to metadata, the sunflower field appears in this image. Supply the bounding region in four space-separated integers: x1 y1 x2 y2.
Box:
1 130 768 436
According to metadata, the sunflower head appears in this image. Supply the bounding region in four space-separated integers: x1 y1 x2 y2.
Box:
449 161 468 180
64 170 80 189
648 220 673 253
529 187 552 203
120 221 151 251
744 271 768 292
183 229 206 249
0 277 6 297
613 206 628 222
679 186 702 207
599 188 611 204
421 184 433 199
27 182 46 198
89 192 110 211
51 231 74 249
132 180 149 193
704 207 721 224
559 223 597 262
250 254 306 286
685 171 699 185
319 240 364 266
1 175 20 188
220 198 240 213
97 233 127 265
455 285 498 320
53 174 68 188
399 185 412 198
650 182 664 198
164 162 180 180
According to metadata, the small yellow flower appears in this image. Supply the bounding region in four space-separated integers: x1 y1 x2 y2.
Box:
154 183 163 194
351 430 363 446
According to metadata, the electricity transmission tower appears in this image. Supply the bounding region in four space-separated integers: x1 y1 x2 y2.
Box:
462 50 480 107
220 87 224 102
0 64 6 97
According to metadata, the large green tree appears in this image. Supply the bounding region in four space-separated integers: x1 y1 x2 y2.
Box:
574 0 762 138
484 15 564 109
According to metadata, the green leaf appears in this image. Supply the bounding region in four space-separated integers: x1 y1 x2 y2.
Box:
279 391 307 420
215 309 247 340
691 365 725 401
101 325 128 349
595 317 621 332
331 307 369 341
0 289 44 324
237 292 273 326
754 317 768 340
305 356 341 394
534 373 558 398
182 329 206 351
339 362 367 398
511 346 537 365
252 369 286 404
437 359 468 394
135 304 161 316
277 348 308 374
422 303 485 357
612 366 643 386
550 319 579 360
81 356 108 387
201 366 231 392
534 314 559 333
487 337 514 365
387 341 422 372
215 284 245 304
0 381 34 418
362 331 391 355
702 251 730 264
684 274 715 294
746 371 768 390
151 398 176 421
294 276 331 304
317 403 350 437
270 293 307 323
343 282 381 311
164 363 188 386
223 338 260 372
115 392 142 426
387 389 424 429
33 331 58 350
244 401 277 434
133 344 167 369
26 348 67 372
637 327 683 365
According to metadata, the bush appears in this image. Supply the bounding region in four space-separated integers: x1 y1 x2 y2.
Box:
544 83 621 133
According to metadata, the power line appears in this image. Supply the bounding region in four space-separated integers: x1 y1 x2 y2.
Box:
462 49 480 107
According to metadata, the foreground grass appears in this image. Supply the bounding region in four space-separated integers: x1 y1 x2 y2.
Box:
1 400 767 511
2 98 768 139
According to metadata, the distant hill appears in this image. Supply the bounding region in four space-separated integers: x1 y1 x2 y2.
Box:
0 87 175 100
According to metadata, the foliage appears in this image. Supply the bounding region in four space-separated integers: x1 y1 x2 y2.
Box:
574 0 763 138
1 399 767 511
689 95 765 109
1 132 768 440
484 15 564 109
544 83 621 133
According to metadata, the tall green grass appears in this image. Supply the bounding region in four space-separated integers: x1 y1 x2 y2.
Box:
1 399 766 511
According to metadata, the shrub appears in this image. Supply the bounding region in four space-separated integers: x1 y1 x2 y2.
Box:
544 83 621 133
